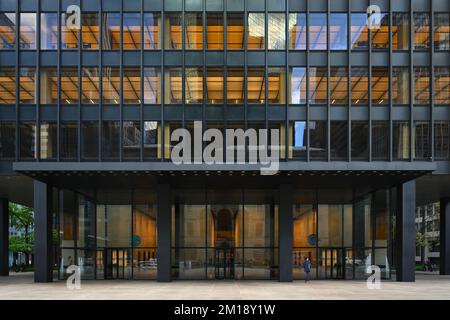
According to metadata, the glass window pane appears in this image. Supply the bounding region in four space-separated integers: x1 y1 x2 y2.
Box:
351 121 368 160
330 13 347 50
143 67 161 104
372 13 389 50
0 13 16 49
247 68 265 104
144 121 160 159
434 67 450 105
268 67 285 104
165 13 182 49
40 68 57 104
206 13 223 50
392 67 410 105
309 67 327 104
82 13 99 50
351 13 368 50
133 203 157 280
164 67 182 104
268 13 285 50
414 121 430 160
318 205 342 247
227 68 244 104
0 122 15 159
41 13 57 50
392 13 409 50
19 67 36 104
289 13 306 50
414 13 430 50
102 67 120 104
371 67 388 105
293 205 316 247
227 13 244 50
414 67 430 105
102 13 120 50
330 121 347 160
61 67 78 105
351 67 368 105
20 13 36 49
123 121 141 160
289 67 306 104
247 13 265 50
123 13 141 50
185 67 203 104
60 122 78 160
0 68 16 104
393 121 410 160
81 121 98 161
62 12 78 49
310 120 327 160
309 14 327 50
102 121 120 160
39 122 57 160
291 121 307 159
82 67 100 104
434 13 450 51
144 13 161 49
372 121 389 160
19 122 36 159
105 205 132 247
206 67 223 104
434 121 450 159
185 13 203 50
330 67 348 105
123 68 141 104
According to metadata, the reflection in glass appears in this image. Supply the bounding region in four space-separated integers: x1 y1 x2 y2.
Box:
19 122 36 159
143 67 161 104
82 13 99 50
309 67 327 104
392 13 409 50
434 13 450 51
434 67 450 105
247 13 265 50
123 121 141 160
206 67 223 104
19 68 36 104
330 121 347 160
351 13 368 50
310 121 327 160
318 205 343 247
40 68 57 104
330 13 347 50
123 13 141 50
41 13 57 50
330 67 348 104
82 67 100 104
292 121 307 159
227 13 244 50
102 67 120 104
0 68 15 104
372 13 389 50
371 67 388 105
351 67 368 105
247 68 265 104
144 121 159 159
414 13 430 50
414 67 430 105
144 13 162 49
186 13 203 50
123 68 141 104
81 121 98 160
393 121 410 160
289 13 306 50
351 121 368 160
164 67 182 104
206 13 223 50
309 14 327 50
227 68 244 104
39 122 57 160
392 67 410 105
61 68 78 104
268 13 285 50
102 13 120 50
133 204 157 279
165 13 182 49
414 121 430 160
0 13 16 49
185 67 203 104
62 12 78 49
60 122 78 160
268 68 285 104
20 13 36 49
434 121 450 159
372 121 389 160
102 121 120 160
289 67 306 104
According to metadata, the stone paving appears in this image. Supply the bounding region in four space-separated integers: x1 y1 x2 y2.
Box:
0 272 450 300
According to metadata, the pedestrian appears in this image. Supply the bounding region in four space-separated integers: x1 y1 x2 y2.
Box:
303 257 311 283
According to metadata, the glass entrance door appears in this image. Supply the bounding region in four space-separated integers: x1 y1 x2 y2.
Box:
319 248 345 279
103 248 131 279
214 248 235 279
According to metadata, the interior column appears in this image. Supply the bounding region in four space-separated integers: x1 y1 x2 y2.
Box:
440 198 450 275
157 184 171 282
0 198 9 276
279 184 293 282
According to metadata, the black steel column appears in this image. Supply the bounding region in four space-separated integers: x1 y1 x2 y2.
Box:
395 179 416 282
440 198 450 275
34 180 53 283
0 199 9 276
157 184 171 282
279 184 293 282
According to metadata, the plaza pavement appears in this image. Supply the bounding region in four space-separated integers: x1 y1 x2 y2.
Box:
0 272 450 300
